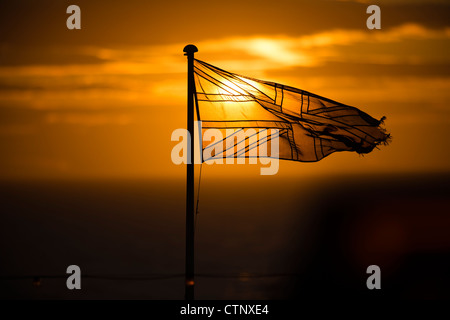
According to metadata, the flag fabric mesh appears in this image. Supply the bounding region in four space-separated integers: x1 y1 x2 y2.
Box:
193 59 390 162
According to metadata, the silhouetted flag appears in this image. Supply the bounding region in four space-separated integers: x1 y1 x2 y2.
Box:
193 59 390 162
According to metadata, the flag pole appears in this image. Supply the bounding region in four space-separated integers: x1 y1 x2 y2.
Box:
183 44 197 300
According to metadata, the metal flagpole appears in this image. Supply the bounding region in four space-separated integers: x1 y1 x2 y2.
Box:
183 44 197 300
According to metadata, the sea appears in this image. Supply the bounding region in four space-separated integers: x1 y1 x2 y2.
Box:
0 173 449 299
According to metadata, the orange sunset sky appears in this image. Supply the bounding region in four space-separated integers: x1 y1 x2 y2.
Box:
0 0 449 180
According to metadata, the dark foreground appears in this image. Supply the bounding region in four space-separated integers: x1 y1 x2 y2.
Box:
0 173 449 299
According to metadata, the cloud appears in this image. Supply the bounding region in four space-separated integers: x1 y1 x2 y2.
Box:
193 23 450 70
0 23 448 114
335 0 449 3
45 113 134 126
0 124 35 135
0 23 447 78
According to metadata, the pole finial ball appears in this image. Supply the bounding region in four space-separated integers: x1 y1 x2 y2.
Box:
183 44 198 55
